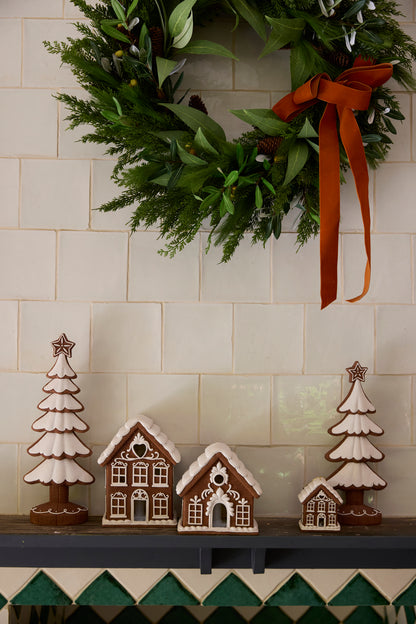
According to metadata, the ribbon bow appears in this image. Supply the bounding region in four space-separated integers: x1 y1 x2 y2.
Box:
273 62 393 309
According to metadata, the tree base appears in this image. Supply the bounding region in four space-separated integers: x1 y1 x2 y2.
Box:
29 501 88 526
338 503 382 526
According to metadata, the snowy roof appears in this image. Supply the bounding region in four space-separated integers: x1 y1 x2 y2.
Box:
176 442 262 497
97 415 181 465
298 477 343 504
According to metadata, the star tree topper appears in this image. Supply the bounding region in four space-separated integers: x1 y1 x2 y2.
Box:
52 333 75 358
346 361 368 383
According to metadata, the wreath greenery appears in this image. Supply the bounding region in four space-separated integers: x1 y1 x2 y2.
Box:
48 0 416 262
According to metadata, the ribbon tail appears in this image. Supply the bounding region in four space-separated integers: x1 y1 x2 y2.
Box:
339 107 371 303
319 103 341 309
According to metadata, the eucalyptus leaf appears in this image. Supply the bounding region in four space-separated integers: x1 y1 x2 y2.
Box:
161 103 226 143
127 0 139 18
101 21 130 43
236 143 244 168
179 39 237 60
306 139 320 154
260 17 305 58
262 178 276 195
255 185 263 209
150 171 171 186
224 170 239 186
168 0 197 38
298 118 318 139
167 165 184 190
229 0 266 41
361 134 382 142
112 96 122 116
342 0 366 20
177 143 207 165
222 192 234 214
383 116 397 134
172 13 194 49
139 23 149 49
230 108 287 136
200 191 221 211
111 0 126 23
385 109 405 120
101 110 120 122
290 42 313 90
194 128 219 156
283 141 309 186
156 56 178 88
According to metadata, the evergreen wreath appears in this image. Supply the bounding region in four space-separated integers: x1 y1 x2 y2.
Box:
48 0 416 263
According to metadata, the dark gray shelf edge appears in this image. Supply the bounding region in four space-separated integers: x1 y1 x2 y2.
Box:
2 533 416 573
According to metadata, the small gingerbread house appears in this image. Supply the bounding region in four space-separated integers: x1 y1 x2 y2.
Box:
176 443 262 534
97 416 180 526
298 477 343 531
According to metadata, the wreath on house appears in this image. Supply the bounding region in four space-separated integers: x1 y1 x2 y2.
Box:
49 0 416 306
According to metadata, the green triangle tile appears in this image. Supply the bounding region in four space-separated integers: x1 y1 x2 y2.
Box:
67 606 106 623
297 607 339 624
404 606 416 624
159 606 199 624
139 572 198 606
204 606 248 623
250 606 293 623
394 579 416 606
110 606 151 624
344 606 384 624
76 571 135 606
11 571 72 606
203 573 261 607
329 574 388 606
266 573 324 607
0 593 6 610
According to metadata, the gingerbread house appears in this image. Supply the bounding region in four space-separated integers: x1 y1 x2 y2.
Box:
97 416 180 526
298 477 343 531
176 443 262 534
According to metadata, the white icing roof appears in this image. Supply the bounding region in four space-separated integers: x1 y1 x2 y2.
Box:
327 436 383 462
97 415 181 465
176 442 262 496
329 413 383 436
24 458 94 484
298 477 343 504
328 462 386 489
338 380 375 413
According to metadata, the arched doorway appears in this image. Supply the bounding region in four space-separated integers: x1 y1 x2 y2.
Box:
131 489 148 522
211 503 228 528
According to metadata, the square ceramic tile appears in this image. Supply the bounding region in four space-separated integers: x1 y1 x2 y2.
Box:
384 93 411 162
0 90 57 157
23 20 78 88
21 159 90 229
201 233 271 302
0 445 18 513
0 1 62 16
64 0 88 18
20 301 90 372
343 234 411 303
234 304 303 374
340 169 374 233
305 445 337 485
164 304 232 373
235 24 291 91
127 374 199 444
92 303 161 372
0 159 19 227
109 570 167 603
89 444 106 515
78 374 127 445
0 373 45 442
0 230 55 299
43 569 102 602
272 375 342 445
129 232 199 302
0 568 38 600
375 163 416 232
376 306 416 373
58 231 128 301
201 91 271 141
305 305 374 374
200 375 271 445
180 21 233 91
273 235 320 303
0 19 21 86
376 447 416 516
91 160 132 230
236 446 305 515
0 301 18 370
59 89 110 159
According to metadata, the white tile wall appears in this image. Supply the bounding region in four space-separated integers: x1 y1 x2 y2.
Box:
1 3 416 532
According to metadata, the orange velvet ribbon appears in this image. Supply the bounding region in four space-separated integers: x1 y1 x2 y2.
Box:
272 63 393 309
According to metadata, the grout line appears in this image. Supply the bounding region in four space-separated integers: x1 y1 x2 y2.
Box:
373 304 377 374
231 303 235 374
18 158 22 228
160 302 165 373
55 231 59 300
89 302 93 373
17 300 21 371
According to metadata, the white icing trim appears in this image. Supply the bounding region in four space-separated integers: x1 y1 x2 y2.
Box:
177 517 259 533
327 462 386 489
102 516 177 526
299 520 340 531
31 505 88 515
338 379 376 413
97 415 180 465
176 442 262 496
24 458 94 484
298 476 343 504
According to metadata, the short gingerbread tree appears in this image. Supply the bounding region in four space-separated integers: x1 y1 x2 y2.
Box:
24 333 94 525
326 361 386 525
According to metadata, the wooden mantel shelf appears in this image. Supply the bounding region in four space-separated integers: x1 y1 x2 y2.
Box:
1 516 415 574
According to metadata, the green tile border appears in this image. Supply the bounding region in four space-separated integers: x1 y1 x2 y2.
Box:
329 574 389 606
203 573 261 607
11 571 72 606
75 571 135 606
139 572 199 606
266 573 325 607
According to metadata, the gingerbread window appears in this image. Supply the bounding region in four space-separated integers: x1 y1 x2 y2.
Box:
306 514 314 526
188 498 203 525
328 501 336 512
111 461 127 486
110 492 127 518
317 500 326 512
132 462 148 486
153 461 168 486
236 501 250 527
306 500 314 512
153 493 169 518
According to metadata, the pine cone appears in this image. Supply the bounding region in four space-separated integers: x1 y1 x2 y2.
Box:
257 136 282 156
149 27 164 58
188 95 208 115
325 49 351 70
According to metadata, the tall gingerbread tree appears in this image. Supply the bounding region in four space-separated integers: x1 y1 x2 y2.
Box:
24 333 94 525
326 361 386 525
